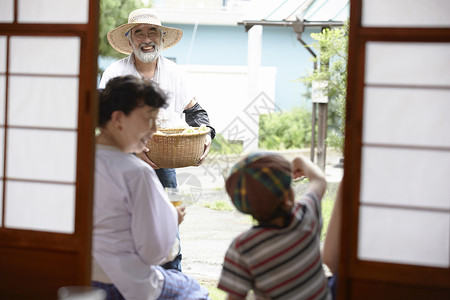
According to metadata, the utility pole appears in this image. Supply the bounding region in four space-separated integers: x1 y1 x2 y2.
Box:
294 20 328 170
315 26 330 171
293 19 317 163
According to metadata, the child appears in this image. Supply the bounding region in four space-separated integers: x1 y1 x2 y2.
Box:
92 75 210 300
218 152 331 300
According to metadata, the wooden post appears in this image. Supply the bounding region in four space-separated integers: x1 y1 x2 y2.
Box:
295 29 318 163
317 102 328 170
316 26 330 170
310 102 316 162
311 79 328 170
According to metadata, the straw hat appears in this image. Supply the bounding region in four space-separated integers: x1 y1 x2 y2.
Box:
107 8 183 55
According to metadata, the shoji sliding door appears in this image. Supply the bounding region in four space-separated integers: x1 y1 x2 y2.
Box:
0 0 99 298
340 0 450 298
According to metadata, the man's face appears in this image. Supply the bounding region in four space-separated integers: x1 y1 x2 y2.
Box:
129 24 164 63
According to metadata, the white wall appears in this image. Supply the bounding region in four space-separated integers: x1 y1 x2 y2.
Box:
183 64 277 151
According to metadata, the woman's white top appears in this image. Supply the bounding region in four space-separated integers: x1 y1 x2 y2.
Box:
92 144 178 300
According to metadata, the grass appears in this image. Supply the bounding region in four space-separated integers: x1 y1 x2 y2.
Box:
198 279 225 300
201 199 234 211
321 193 336 241
208 286 227 300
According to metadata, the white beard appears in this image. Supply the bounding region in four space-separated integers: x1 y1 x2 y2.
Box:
132 41 163 63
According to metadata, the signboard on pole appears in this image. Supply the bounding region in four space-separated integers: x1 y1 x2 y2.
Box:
312 80 329 103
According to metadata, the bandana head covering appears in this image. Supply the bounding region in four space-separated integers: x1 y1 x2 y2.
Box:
225 152 293 221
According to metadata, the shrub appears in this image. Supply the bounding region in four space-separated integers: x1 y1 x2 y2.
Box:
259 107 312 150
209 133 243 155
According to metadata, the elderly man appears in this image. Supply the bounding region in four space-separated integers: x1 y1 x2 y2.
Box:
99 8 215 272
99 8 215 187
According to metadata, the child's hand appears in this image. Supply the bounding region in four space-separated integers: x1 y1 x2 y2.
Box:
292 156 308 179
176 206 186 225
292 155 327 198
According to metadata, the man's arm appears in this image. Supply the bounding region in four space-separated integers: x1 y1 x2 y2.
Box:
184 100 215 165
184 98 197 110
183 101 216 140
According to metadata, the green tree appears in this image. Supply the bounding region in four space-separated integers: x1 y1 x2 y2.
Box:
259 107 312 150
300 21 349 154
98 0 149 72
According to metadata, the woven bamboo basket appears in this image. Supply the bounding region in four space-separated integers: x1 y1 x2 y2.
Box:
145 127 210 168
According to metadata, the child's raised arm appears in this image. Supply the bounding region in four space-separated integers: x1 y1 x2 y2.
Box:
292 155 327 199
322 181 343 274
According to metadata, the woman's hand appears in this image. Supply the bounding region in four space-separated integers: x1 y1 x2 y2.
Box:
176 206 186 225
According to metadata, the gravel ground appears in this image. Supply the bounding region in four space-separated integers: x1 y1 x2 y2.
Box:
179 204 251 284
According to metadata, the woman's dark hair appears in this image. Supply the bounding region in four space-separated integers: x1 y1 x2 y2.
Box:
98 75 168 127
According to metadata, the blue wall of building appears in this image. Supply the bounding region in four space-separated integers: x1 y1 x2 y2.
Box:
164 24 248 66
261 26 320 110
162 23 321 111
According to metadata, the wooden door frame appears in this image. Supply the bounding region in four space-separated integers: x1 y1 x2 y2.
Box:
0 0 99 298
338 1 450 298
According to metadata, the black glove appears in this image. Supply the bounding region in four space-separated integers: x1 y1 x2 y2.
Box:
183 103 216 139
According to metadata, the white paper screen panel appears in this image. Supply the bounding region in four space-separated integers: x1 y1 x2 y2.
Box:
0 76 5 125
0 0 14 23
5 181 75 233
363 87 450 147
7 128 77 182
365 42 450 87
0 130 3 177
1 37 5 125
362 0 450 28
360 147 450 210
0 36 4 227
0 36 6 73
358 206 450 268
18 0 89 24
8 76 79 129
9 36 80 76
1 3 84 234
360 39 450 267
